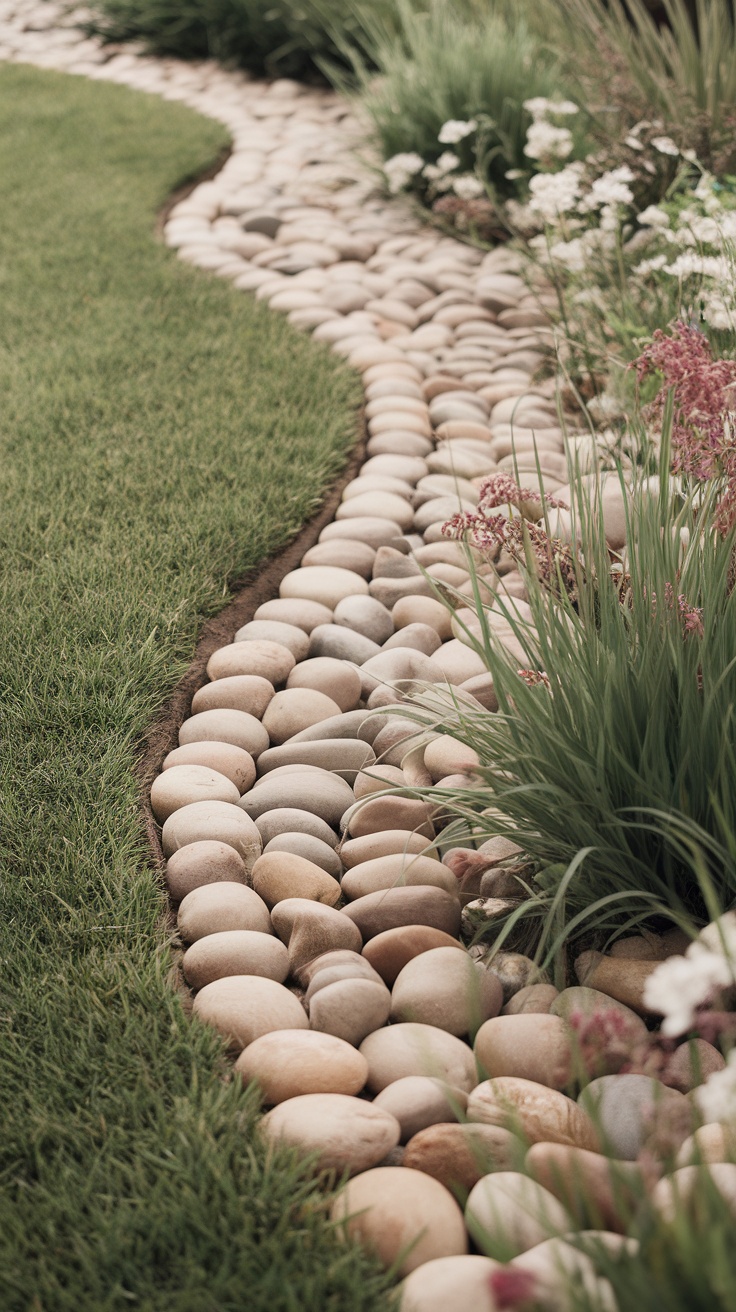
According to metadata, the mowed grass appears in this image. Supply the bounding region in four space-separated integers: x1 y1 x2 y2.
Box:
0 65 393 1311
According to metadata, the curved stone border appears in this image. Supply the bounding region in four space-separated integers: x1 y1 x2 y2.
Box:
3 4 665 1300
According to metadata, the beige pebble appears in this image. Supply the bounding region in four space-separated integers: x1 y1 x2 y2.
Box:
207 639 296 684
262 1093 400 1176
340 830 433 867
191 675 275 720
320 516 405 551
182 929 289 988
526 1141 653 1233
467 1078 599 1151
676 1123 736 1166
271 898 363 973
360 1022 477 1094
255 807 338 847
235 1029 369 1103
423 737 480 783
162 800 262 869
193 975 308 1050
253 598 333 633
392 947 502 1037
337 491 414 531
177 881 272 942
652 1164 736 1221
343 886 460 941
165 839 247 902
353 765 406 800
309 976 392 1046
404 1123 520 1196
161 742 256 793
179 708 269 757
465 1171 571 1257
399 1255 499 1312
429 641 488 684
502 985 560 1016
301 538 377 580
151 764 240 823
251 850 341 908
362 924 462 986
286 657 361 712
263 832 342 879
374 1076 468 1143
341 854 455 901
383 623 441 656
474 1015 573 1090
334 594 395 645
345 796 434 840
280 565 369 609
239 768 354 826
262 687 343 745
234 620 310 661
332 1166 468 1275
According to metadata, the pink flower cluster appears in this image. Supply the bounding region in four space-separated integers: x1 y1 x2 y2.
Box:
651 581 705 637
635 321 736 531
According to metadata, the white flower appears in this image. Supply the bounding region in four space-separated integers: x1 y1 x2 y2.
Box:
663 252 724 279
581 165 635 211
625 135 645 151
423 152 461 187
524 121 574 161
527 163 584 220
634 254 668 276
687 215 722 244
703 293 736 331
452 174 485 200
696 1049 736 1124
638 205 670 227
652 135 680 156
438 119 477 144
548 237 586 271
523 96 578 120
643 952 733 1036
383 152 424 193
505 168 526 180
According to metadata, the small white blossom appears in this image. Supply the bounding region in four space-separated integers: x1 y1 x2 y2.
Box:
696 1049 736 1124
687 215 722 244
625 135 645 151
523 96 578 120
383 152 424 193
423 151 460 186
525 121 574 161
452 174 485 200
663 252 725 279
638 205 670 227
581 165 635 211
548 237 586 271
438 119 477 144
634 254 668 276
703 293 736 331
527 163 584 220
505 168 526 180
643 952 733 1036
651 135 680 156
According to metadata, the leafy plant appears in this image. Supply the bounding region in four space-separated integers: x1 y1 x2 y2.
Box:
334 0 567 199
389 441 736 961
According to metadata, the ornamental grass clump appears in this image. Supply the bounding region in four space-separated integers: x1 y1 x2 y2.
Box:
388 408 736 958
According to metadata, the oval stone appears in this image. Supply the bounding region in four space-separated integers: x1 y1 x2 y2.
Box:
179 708 269 757
206 640 296 685
280 565 369 609
287 657 362 712
235 1030 369 1103
467 1078 599 1151
362 925 462 987
262 687 343 745
271 899 363 973
162 800 261 869
150 764 240 823
193 975 308 1050
403 1123 521 1196
239 769 354 827
331 1166 468 1275
474 1015 572 1090
177 881 272 942
399 1255 500 1312
182 930 289 988
165 839 247 902
261 1093 399 1175
309 977 391 1047
374 1076 468 1144
360 1023 477 1094
192 675 275 720
465 1171 571 1257
162 741 256 793
392 947 502 1037
253 597 333 634
342 887 461 942
251 851 341 909
341 855 456 901
234 620 310 661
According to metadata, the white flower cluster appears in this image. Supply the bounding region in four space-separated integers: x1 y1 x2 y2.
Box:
643 914 736 1037
383 121 485 201
522 96 578 164
383 152 424 194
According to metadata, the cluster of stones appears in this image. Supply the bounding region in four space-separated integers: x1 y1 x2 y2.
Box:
7 4 736 1308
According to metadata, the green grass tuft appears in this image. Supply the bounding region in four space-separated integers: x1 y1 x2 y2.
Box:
0 63 392 1310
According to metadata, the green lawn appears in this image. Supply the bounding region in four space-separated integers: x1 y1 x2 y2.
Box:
0 64 392 1311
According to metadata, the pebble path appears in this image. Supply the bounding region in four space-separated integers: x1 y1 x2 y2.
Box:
5 6 724 1306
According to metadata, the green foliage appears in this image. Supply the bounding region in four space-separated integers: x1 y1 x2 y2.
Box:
0 64 392 1310
538 0 736 173
393 455 736 958
85 0 405 80
336 0 566 198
